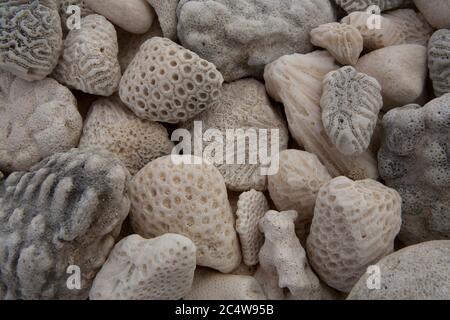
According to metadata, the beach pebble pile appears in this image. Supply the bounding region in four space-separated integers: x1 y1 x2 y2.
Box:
0 0 449 300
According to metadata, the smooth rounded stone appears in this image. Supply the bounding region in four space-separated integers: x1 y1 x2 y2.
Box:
321 66 383 156
428 29 450 97
182 79 289 191
334 0 412 12
177 0 336 82
0 71 82 173
0 148 131 299
86 0 155 34
310 23 363 66
119 37 223 124
59 0 94 33
264 51 379 181
254 210 322 300
306 176 402 292
90 234 196 300
356 44 428 111
79 96 174 176
413 0 450 29
129 155 241 273
53 14 121 96
268 150 332 243
348 241 450 300
235 189 269 266
378 94 450 245
0 0 63 81
147 0 178 40
184 267 266 300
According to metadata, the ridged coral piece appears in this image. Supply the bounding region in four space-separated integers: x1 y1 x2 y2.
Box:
90 234 196 300
428 29 450 97
53 14 121 96
120 37 223 124
0 0 63 81
321 66 383 156
335 0 411 13
146 0 178 40
306 176 402 292
0 148 131 299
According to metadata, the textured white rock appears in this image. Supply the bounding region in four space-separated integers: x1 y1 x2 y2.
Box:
413 0 450 29
306 176 402 292
0 0 63 81
348 241 450 300
147 0 179 40
310 23 363 66
334 0 411 12
264 51 379 180
90 234 196 300
235 190 269 266
356 44 428 110
79 96 174 176
428 29 450 97
0 71 82 173
255 210 322 300
185 268 266 300
321 66 383 156
120 37 223 124
0 148 131 299
129 155 241 273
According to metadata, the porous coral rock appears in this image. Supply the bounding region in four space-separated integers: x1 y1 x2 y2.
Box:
413 0 450 29
264 51 379 180
428 29 450 97
147 0 179 40
90 234 196 300
334 0 411 12
378 94 450 245
119 37 223 124
0 148 131 299
321 66 383 156
306 176 402 292
53 14 121 96
0 0 63 81
177 0 336 81
0 71 82 173
130 155 241 273
255 210 322 300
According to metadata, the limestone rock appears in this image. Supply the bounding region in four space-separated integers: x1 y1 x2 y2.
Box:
428 29 450 97
177 0 336 81
59 0 94 33
119 37 223 124
311 23 363 66
181 78 289 191
255 210 322 300
321 66 383 156
306 176 402 292
264 51 379 180
185 267 266 300
356 44 428 110
0 148 131 299
79 96 174 176
413 0 450 29
334 0 411 12
147 0 179 40
0 0 63 81
0 71 82 173
129 155 241 273
378 94 450 245
90 234 196 300
53 14 121 96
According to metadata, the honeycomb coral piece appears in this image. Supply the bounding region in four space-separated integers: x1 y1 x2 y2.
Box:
147 0 178 40
79 96 174 176
130 155 241 273
0 0 63 81
185 267 266 300
53 14 121 96
235 190 269 266
321 66 383 156
90 234 196 300
264 51 379 180
378 94 450 245
428 29 450 97
267 150 332 242
306 176 402 292
335 0 411 13
310 23 363 66
119 37 223 124
59 0 94 33
0 71 83 173
0 148 131 299
255 210 322 300
182 78 289 191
